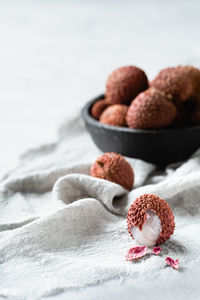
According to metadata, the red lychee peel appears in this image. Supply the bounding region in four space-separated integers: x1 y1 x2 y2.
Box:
152 246 162 255
165 257 179 270
126 246 147 261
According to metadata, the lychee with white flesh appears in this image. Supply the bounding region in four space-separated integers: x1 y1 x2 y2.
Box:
127 194 175 246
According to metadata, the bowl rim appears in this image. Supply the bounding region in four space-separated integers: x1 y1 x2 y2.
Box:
82 94 200 134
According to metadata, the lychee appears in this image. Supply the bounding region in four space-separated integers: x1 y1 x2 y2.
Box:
184 96 200 125
190 104 200 125
90 152 134 191
106 66 148 105
90 99 109 120
99 104 128 127
127 194 175 246
178 65 200 98
171 102 189 128
126 88 177 129
151 67 193 102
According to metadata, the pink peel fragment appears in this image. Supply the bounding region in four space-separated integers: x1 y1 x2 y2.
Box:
152 246 162 255
126 246 147 261
165 257 180 270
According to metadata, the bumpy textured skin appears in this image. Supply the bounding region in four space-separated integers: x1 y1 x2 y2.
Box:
179 65 200 98
91 99 109 120
126 88 177 129
106 66 148 105
151 67 193 102
181 66 200 125
175 66 200 126
90 152 134 190
127 194 175 245
99 104 128 127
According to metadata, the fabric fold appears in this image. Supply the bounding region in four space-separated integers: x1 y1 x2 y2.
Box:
1 114 200 299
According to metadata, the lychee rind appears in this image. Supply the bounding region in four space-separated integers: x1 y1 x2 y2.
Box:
99 104 128 127
190 103 200 125
127 194 175 245
90 152 134 191
91 99 109 120
171 102 189 128
151 67 193 102
126 88 177 129
178 65 200 99
106 66 148 105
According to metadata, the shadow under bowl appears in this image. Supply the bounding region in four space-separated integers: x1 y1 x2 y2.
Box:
82 94 200 166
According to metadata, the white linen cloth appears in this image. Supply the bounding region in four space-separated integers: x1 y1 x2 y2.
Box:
0 114 200 300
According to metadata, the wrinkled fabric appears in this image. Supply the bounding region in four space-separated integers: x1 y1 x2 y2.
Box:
0 115 200 299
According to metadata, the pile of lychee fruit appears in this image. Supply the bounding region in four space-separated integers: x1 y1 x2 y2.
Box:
91 65 200 129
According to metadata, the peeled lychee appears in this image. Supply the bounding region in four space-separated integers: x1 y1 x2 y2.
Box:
151 67 193 102
126 88 177 129
91 99 109 120
99 104 128 127
106 66 148 105
90 152 134 190
127 194 175 246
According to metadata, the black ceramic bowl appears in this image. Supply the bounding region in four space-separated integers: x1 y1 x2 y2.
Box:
82 94 200 166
